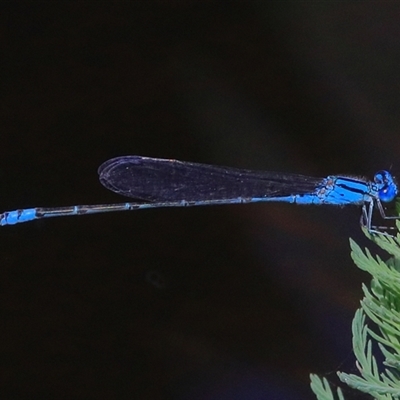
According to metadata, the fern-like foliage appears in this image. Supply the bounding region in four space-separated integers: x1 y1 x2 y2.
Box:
310 374 344 400
311 221 400 400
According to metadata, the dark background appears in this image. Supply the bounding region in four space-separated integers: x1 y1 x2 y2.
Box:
2 2 400 399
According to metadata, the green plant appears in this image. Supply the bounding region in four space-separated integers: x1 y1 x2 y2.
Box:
311 221 400 399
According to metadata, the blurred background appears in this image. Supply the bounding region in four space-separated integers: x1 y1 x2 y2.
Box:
2 2 400 399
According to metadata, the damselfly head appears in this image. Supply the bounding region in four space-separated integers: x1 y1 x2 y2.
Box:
374 170 398 203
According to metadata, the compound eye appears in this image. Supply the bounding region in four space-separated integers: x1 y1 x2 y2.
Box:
379 184 397 202
374 170 397 202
